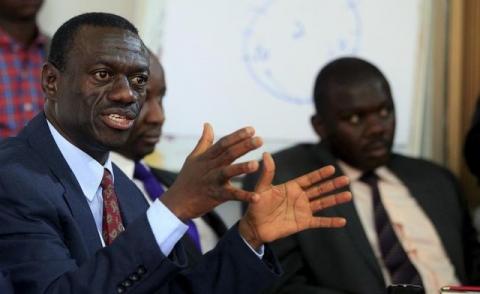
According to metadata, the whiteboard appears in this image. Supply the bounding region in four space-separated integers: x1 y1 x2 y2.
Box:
143 0 424 171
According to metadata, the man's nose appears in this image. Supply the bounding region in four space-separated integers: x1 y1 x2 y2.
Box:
364 113 387 136
108 76 136 104
145 100 165 124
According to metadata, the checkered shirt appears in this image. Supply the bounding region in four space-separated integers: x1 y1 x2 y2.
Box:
0 27 48 138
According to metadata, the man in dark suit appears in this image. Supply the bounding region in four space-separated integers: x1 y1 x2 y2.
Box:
111 52 227 257
0 13 352 293
244 57 480 293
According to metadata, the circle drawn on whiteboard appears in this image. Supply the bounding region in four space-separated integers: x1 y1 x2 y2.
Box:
243 0 361 105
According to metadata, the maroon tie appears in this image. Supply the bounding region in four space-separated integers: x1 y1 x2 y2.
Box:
101 169 125 245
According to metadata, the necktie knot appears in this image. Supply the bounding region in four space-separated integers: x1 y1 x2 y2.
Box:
101 169 114 190
133 161 152 181
359 170 378 187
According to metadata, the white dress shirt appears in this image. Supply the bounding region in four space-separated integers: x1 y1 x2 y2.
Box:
47 121 188 256
338 161 459 294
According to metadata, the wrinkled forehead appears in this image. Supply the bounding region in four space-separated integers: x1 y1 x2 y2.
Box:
67 25 149 69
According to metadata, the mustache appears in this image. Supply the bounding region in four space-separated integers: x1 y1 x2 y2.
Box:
363 138 391 150
101 104 140 120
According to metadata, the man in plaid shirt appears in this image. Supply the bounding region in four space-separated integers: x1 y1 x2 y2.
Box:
0 0 49 138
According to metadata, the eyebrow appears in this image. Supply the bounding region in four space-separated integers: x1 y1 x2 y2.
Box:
92 58 149 74
338 101 392 113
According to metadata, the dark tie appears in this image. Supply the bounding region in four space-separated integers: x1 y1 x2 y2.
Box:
133 161 202 251
101 169 125 245
359 171 423 286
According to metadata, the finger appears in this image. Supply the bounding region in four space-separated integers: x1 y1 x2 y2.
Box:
206 127 255 159
190 123 214 157
305 176 350 199
219 160 260 181
223 185 260 203
210 136 263 167
255 152 275 193
295 165 336 189
309 191 352 212
309 216 347 229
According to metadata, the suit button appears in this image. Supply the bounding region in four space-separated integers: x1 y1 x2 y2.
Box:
129 273 139 281
137 266 146 275
117 286 125 293
122 280 132 288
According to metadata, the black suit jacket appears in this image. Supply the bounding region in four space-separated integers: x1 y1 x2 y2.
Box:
0 113 281 294
464 97 480 182
243 143 480 294
0 271 14 294
149 167 227 261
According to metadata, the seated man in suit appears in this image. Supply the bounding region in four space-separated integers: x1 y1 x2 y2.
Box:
112 52 227 256
0 12 352 294
243 57 480 293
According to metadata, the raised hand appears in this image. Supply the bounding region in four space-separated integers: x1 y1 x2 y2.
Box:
239 153 352 249
161 123 263 220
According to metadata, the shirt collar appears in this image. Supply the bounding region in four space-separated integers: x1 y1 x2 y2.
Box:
337 160 365 182
337 160 400 185
47 120 113 202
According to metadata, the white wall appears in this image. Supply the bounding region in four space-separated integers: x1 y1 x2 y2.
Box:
37 0 137 36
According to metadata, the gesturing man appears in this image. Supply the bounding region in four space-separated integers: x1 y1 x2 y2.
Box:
0 13 351 294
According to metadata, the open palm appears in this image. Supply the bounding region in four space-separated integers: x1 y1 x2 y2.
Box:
239 153 351 248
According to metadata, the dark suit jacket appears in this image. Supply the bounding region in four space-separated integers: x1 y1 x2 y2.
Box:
464 97 480 182
0 271 14 294
149 167 228 262
243 143 480 294
0 113 281 294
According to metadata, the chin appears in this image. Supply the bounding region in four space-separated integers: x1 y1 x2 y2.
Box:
97 135 129 150
365 157 390 170
137 144 155 159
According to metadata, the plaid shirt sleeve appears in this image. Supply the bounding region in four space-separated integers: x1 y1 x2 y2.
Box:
0 28 47 138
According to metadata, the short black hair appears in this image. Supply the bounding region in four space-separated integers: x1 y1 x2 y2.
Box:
48 12 139 71
313 57 392 115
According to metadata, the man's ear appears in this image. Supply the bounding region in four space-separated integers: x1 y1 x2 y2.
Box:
41 63 59 101
311 113 328 140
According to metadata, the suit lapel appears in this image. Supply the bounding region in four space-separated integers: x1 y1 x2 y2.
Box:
312 143 384 282
22 113 102 255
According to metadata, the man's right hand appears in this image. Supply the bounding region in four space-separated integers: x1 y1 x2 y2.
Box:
160 123 263 220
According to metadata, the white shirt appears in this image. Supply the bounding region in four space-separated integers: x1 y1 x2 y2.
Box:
338 161 459 294
47 121 188 256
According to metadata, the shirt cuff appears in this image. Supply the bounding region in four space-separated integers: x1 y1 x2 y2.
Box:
146 199 188 256
240 235 265 259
